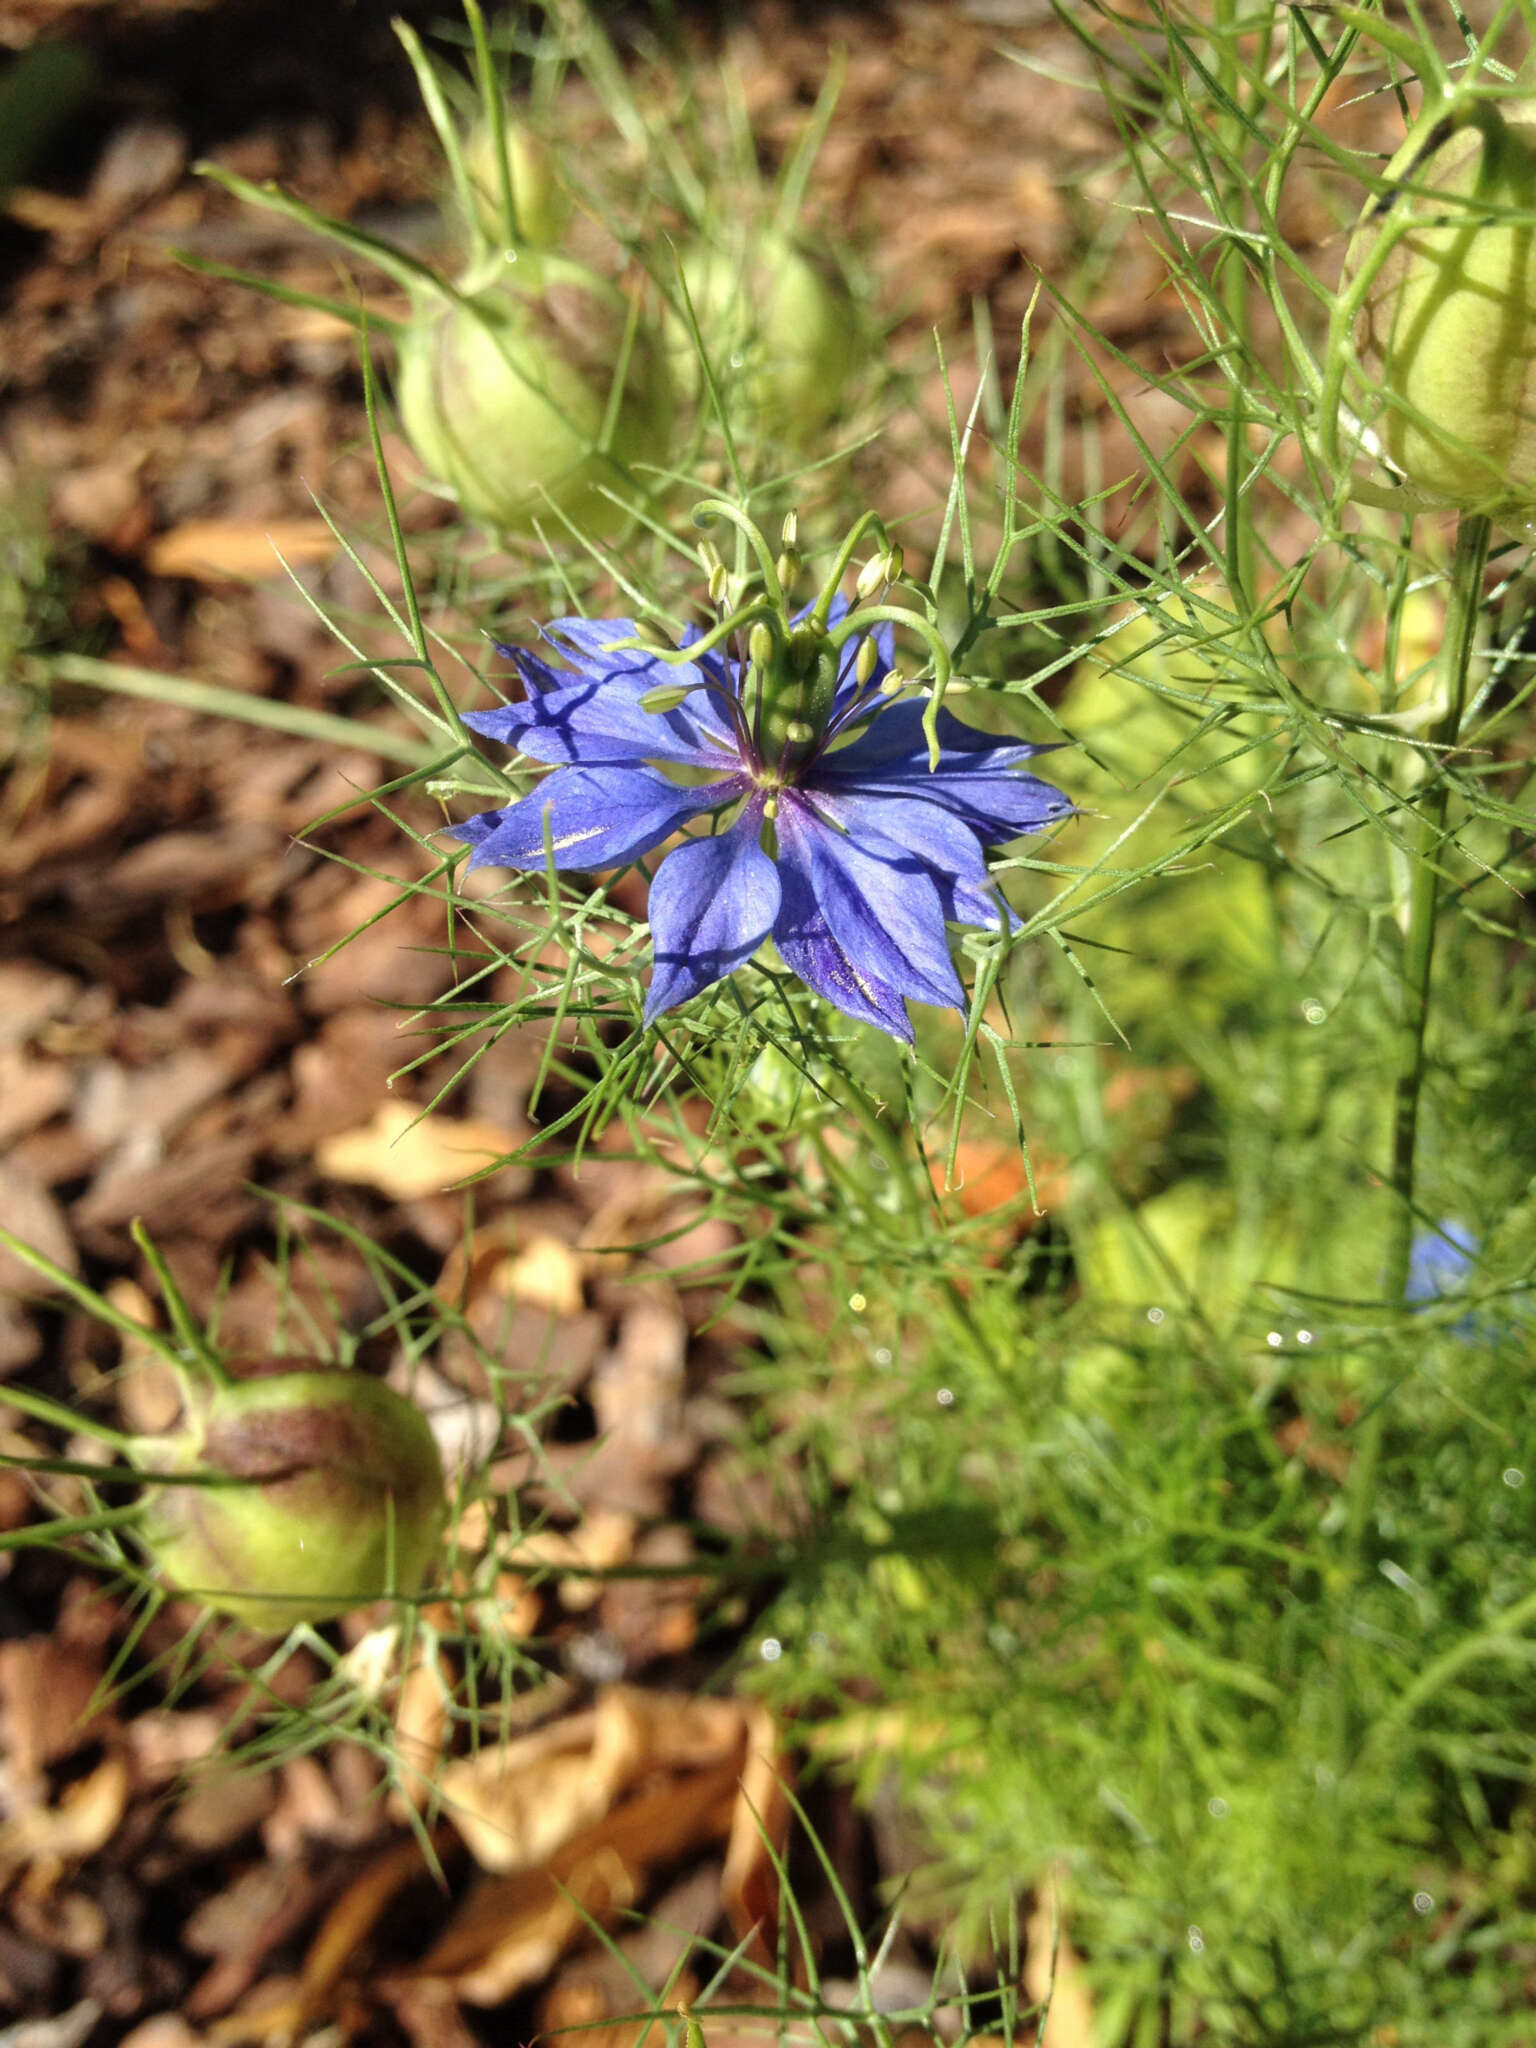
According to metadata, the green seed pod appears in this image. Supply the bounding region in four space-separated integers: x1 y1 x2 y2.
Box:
461 117 573 251
669 232 859 439
136 1363 447 1632
395 255 675 538
1343 97 1536 521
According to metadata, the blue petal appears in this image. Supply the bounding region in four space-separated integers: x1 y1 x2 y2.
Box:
772 851 913 1040
771 794 965 1040
804 788 1016 931
644 801 781 1023
466 674 737 769
448 765 742 873
1406 1223 1478 1304
819 701 1072 845
465 618 738 769
824 698 1048 771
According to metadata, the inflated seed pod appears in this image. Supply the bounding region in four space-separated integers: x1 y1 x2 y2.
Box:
396 254 674 538
669 232 859 439
461 117 573 250
1344 97 1536 520
135 1361 447 1632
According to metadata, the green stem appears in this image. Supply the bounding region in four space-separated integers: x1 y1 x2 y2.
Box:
1350 510 1489 1555
809 510 891 628
1386 511 1489 1296
1215 0 1254 607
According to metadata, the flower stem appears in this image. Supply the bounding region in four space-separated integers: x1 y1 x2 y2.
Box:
1350 509 1489 1557
1385 510 1489 1301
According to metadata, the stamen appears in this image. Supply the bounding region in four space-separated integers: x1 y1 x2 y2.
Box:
639 682 695 713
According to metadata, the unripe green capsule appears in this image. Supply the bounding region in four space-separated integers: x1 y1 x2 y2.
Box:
136 1364 447 1632
395 256 674 538
666 233 859 441
1343 97 1536 521
461 118 572 251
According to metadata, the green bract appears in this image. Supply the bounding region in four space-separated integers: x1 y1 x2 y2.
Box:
135 1365 447 1631
1343 97 1536 522
670 233 858 439
396 256 675 538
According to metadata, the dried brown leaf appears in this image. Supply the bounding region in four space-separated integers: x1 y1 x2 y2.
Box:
145 518 338 582
0 1753 129 1883
1023 1889 1096 2048
316 1102 523 1202
720 1702 790 1958
413 1762 740 2005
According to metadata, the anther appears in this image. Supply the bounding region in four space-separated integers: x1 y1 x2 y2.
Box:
639 682 694 713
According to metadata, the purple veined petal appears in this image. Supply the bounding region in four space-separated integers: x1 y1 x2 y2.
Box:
820 696 1054 771
447 764 743 874
772 793 965 1039
771 845 913 1041
819 701 1072 845
465 629 738 769
644 798 782 1025
847 769 1074 846
465 674 738 769
542 615 653 668
802 787 1017 932
542 615 743 724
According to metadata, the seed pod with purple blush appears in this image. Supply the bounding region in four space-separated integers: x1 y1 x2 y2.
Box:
133 1359 447 1633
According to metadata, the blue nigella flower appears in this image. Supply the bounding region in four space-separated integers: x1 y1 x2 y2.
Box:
447 511 1072 1041
1405 1221 1479 1309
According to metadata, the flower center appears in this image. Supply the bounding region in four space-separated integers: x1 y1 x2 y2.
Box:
740 620 839 779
